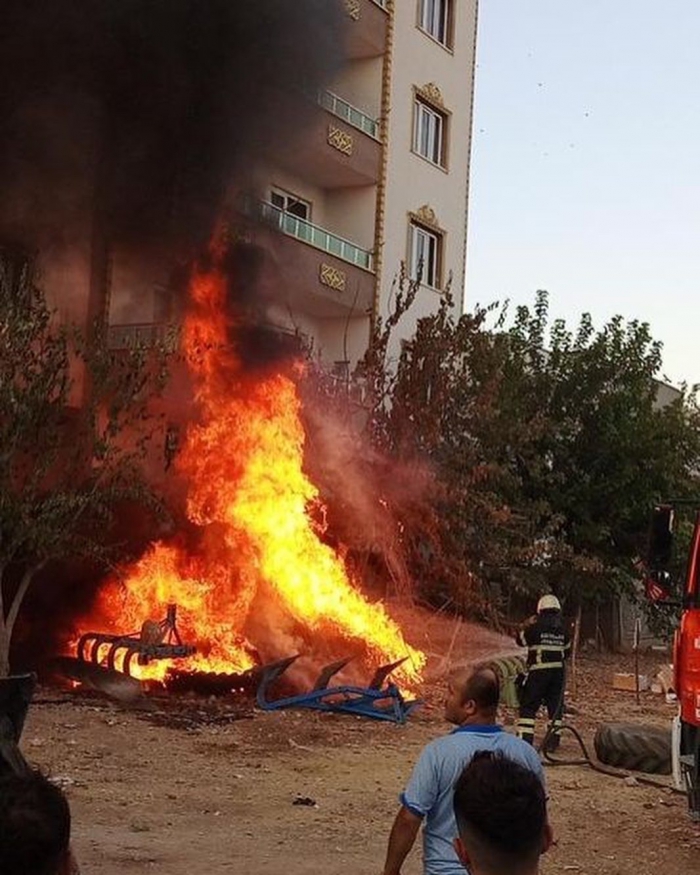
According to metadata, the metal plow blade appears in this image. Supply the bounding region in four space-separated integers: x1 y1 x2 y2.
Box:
256 656 421 724
51 656 154 709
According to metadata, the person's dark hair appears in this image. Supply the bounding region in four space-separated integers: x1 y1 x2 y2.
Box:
461 667 500 714
0 771 71 875
453 752 546 873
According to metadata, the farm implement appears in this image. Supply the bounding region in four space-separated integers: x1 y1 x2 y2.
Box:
256 655 420 723
77 604 195 676
71 607 420 723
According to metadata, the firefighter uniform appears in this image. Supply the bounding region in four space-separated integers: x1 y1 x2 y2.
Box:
515 595 571 746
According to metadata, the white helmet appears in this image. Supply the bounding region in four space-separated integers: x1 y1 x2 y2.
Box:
537 594 561 613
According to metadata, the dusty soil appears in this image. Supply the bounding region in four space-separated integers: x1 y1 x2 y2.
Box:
24 649 700 875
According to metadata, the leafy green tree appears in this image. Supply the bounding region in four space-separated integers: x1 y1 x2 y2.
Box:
505 292 700 607
0 246 166 675
357 284 700 621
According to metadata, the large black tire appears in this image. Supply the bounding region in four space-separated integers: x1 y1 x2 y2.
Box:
594 723 672 775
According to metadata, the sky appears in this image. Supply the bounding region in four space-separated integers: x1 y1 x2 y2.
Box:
466 1 700 387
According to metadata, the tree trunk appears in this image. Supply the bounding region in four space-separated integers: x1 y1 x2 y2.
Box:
0 565 40 678
0 570 9 678
570 600 582 698
0 621 11 679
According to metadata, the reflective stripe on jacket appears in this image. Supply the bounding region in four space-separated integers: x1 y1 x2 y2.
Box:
516 615 571 669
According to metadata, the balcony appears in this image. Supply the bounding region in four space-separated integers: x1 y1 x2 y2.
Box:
235 201 375 318
269 93 381 188
318 90 380 140
107 322 179 351
259 201 373 271
344 0 389 59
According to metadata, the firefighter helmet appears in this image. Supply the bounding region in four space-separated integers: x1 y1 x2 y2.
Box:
537 594 561 613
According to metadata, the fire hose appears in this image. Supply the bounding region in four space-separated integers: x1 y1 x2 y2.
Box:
537 668 684 795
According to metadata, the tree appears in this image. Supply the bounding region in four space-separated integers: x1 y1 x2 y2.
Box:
0 246 166 675
357 285 700 621
503 293 700 607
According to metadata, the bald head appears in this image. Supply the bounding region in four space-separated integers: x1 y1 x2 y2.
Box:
444 666 500 725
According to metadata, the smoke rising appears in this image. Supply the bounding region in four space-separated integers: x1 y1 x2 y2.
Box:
0 0 345 253
301 395 439 599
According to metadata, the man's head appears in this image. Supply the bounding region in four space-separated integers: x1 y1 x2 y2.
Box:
0 771 72 875
443 665 500 726
453 752 551 875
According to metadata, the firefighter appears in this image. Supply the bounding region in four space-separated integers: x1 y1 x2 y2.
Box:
515 594 571 749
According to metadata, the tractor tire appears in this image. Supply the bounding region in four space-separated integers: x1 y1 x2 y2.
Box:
594 722 672 775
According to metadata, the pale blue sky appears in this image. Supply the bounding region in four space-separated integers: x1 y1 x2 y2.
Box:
466 1 700 386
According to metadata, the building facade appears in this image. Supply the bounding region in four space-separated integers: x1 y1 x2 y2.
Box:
108 0 479 374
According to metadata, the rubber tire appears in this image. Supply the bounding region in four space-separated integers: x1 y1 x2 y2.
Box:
594 723 672 775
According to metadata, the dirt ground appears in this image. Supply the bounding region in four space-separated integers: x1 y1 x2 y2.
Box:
23 649 700 874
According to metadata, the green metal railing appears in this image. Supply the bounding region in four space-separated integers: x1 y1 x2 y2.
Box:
259 201 374 271
319 90 380 140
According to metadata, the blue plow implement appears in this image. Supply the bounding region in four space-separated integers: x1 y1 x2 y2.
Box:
256 655 421 724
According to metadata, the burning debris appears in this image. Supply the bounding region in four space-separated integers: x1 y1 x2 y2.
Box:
0 2 428 695
77 605 195 677
68 244 426 692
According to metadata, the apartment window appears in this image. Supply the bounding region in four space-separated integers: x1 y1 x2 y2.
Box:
413 98 447 167
419 0 453 48
409 223 441 288
270 188 311 221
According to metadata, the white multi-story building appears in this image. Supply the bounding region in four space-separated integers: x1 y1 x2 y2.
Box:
254 0 479 371
108 0 479 374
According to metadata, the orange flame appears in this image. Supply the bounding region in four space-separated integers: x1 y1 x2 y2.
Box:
74 248 424 686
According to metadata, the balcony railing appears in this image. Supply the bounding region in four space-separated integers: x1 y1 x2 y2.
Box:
107 322 180 351
318 90 380 140
258 201 374 271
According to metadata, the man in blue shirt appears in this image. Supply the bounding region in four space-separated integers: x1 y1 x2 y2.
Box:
381 666 545 875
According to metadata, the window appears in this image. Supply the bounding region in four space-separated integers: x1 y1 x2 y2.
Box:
413 99 446 167
270 188 311 221
409 223 441 288
419 0 452 48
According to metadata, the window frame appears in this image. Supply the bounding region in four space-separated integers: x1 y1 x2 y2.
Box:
417 0 453 50
412 97 447 168
270 187 312 222
409 221 442 290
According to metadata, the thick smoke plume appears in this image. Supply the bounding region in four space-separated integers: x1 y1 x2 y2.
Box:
0 0 345 254
2 1 348 672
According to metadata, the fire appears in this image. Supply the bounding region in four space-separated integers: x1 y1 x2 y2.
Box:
75 246 425 686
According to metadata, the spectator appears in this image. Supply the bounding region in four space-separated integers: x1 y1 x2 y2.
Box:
0 770 75 874
453 752 552 875
382 666 544 875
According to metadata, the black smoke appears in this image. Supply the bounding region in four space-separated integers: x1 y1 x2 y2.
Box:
0 0 346 253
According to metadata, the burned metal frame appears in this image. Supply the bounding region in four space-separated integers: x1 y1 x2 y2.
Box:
77 604 195 677
256 655 420 723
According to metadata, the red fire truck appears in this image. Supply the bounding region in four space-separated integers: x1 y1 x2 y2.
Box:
646 503 700 820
